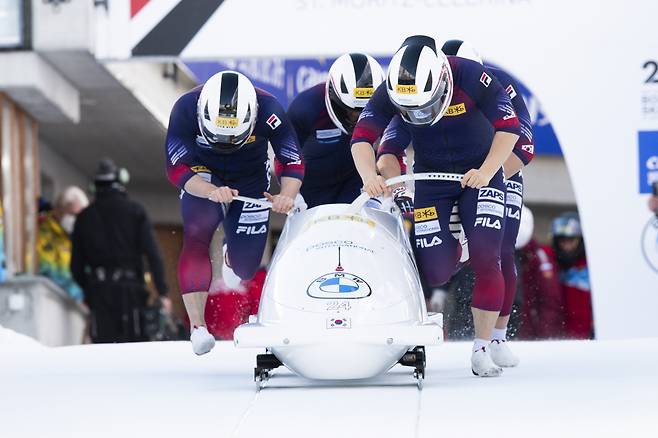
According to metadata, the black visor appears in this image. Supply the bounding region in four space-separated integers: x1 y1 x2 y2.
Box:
328 81 361 132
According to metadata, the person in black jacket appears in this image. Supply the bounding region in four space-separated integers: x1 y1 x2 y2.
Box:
71 158 169 343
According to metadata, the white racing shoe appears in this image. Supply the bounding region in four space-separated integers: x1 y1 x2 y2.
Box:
471 347 503 377
222 244 242 290
488 340 520 367
190 326 216 356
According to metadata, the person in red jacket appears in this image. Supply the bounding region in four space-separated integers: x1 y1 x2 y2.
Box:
547 212 594 339
514 206 565 339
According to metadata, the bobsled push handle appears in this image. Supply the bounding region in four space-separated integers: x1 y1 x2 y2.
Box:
347 172 465 214
233 196 273 209
232 196 303 216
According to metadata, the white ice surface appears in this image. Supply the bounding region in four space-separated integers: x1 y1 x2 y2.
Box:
0 339 656 438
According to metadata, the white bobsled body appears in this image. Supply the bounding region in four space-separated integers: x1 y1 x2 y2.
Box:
234 204 443 380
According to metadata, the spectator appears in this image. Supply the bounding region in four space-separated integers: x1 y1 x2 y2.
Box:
37 186 89 301
514 206 565 339
71 158 169 343
648 181 658 215
546 212 594 339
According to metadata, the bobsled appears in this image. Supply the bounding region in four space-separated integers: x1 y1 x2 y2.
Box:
233 173 462 388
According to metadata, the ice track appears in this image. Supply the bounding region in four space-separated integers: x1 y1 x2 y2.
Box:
1 339 656 438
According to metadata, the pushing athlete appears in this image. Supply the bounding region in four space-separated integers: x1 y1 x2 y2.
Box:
351 35 521 376
165 71 304 355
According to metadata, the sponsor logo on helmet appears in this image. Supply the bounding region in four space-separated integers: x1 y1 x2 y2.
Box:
354 87 375 98
266 114 282 130
480 72 492 87
396 84 418 94
414 206 438 222
215 116 239 128
444 103 466 117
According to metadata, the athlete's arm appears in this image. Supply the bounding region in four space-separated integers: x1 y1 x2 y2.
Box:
352 142 388 197
265 176 303 213
459 61 521 188
376 115 411 181
378 154 402 179
183 175 237 203
463 131 518 188
350 84 397 197
264 96 305 213
503 154 525 178
286 93 311 146
164 93 238 201
494 70 534 178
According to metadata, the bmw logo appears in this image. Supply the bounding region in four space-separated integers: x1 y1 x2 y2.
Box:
307 272 371 299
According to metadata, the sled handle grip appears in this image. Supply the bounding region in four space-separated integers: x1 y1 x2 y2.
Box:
233 196 273 209
347 172 464 214
232 195 301 217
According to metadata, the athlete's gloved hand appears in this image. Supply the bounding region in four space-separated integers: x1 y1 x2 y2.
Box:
392 186 414 217
264 192 294 214
362 174 390 198
208 186 238 203
461 169 492 189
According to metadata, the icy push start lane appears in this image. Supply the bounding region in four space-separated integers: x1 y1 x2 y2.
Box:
1 340 656 438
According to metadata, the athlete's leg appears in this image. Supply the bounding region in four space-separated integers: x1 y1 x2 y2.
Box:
412 181 461 287
179 190 224 328
223 197 271 281
458 170 506 343
488 172 524 367
497 172 524 330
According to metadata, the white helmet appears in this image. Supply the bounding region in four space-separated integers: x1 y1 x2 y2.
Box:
386 35 453 126
197 71 258 153
441 39 483 65
325 53 385 134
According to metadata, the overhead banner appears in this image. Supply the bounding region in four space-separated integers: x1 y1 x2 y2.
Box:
96 0 658 339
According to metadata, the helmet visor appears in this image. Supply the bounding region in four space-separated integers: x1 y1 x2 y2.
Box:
392 67 451 125
200 124 252 153
328 82 361 132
